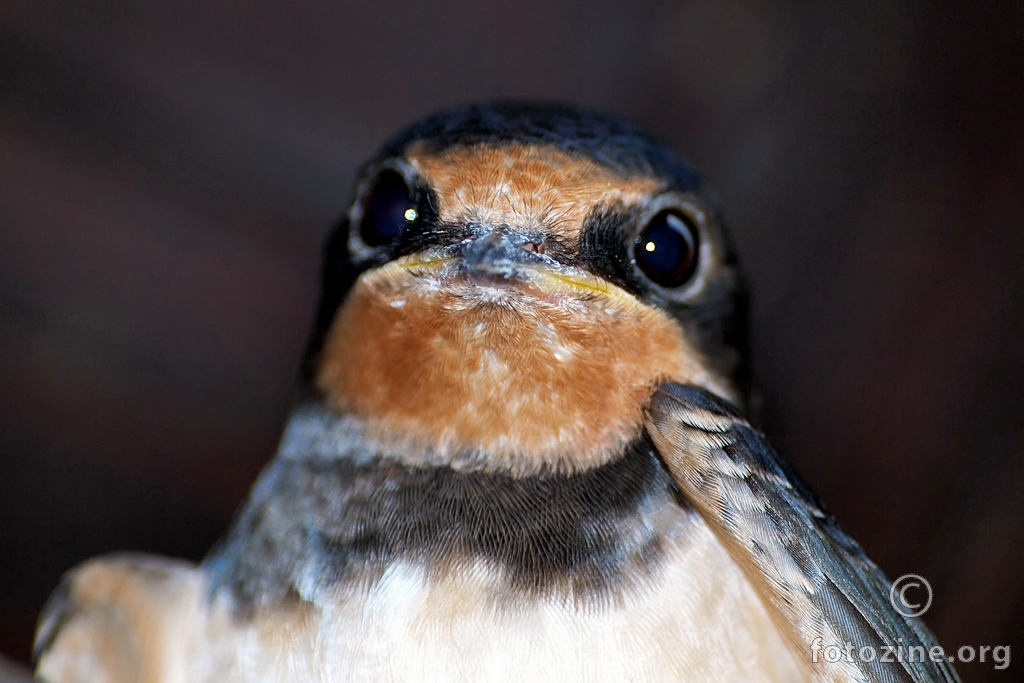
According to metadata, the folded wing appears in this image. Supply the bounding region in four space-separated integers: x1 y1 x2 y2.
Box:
644 383 959 683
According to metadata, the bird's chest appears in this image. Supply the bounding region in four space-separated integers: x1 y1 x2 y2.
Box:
199 508 803 683
197 423 806 682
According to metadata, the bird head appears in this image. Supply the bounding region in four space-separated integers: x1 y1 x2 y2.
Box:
303 103 750 475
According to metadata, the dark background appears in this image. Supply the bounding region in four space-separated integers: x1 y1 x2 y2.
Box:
1 1 1022 680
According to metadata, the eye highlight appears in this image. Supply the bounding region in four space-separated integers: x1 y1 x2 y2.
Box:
633 210 699 288
359 170 417 247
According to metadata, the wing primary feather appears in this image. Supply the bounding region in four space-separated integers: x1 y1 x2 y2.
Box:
644 383 960 683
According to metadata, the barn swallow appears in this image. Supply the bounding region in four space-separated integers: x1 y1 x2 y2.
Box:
34 103 959 683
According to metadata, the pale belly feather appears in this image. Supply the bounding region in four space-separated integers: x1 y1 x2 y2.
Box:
185 516 805 683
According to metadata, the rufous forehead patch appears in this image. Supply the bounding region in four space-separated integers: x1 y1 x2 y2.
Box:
404 143 662 236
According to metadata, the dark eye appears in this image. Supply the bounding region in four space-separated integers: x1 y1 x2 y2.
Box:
359 170 417 247
633 210 699 288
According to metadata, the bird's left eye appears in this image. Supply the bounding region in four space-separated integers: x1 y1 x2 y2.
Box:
633 210 699 288
359 170 418 247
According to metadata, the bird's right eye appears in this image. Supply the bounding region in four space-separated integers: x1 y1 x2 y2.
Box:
359 170 417 247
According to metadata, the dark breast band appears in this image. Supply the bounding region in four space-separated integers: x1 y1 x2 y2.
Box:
204 407 687 613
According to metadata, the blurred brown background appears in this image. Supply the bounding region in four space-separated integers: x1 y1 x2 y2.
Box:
1 1 1022 680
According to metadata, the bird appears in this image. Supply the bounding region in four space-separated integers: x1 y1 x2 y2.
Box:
33 103 959 683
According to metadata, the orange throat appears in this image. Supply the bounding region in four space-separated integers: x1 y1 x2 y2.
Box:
315 262 723 474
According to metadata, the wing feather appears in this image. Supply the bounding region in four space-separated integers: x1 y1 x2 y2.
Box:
33 554 204 683
644 383 959 683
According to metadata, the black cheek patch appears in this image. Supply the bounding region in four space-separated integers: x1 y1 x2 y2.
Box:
391 222 470 260
578 204 645 296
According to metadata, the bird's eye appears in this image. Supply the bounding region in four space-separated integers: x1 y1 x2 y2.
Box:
359 170 417 247
633 210 699 288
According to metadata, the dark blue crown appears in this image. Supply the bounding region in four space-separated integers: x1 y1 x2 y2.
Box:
382 102 701 193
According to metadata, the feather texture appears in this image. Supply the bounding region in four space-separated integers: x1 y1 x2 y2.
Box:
644 383 959 683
